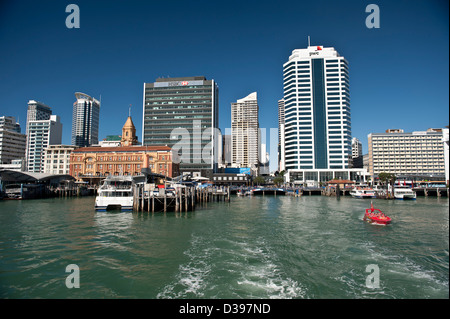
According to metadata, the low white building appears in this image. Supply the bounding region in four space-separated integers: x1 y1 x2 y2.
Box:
44 145 78 175
285 168 370 186
368 128 446 180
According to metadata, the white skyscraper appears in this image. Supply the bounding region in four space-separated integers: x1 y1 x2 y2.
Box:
284 45 350 170
26 115 62 172
283 45 364 185
231 92 259 171
72 92 100 147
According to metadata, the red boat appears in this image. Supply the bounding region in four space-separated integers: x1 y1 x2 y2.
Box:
364 202 391 225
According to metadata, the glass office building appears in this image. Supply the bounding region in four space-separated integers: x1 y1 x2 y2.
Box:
283 45 351 171
282 45 364 185
71 92 100 148
142 76 219 177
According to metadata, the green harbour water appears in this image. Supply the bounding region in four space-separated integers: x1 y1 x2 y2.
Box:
0 195 448 299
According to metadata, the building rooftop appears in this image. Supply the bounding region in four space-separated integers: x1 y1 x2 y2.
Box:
72 145 172 153
155 76 206 82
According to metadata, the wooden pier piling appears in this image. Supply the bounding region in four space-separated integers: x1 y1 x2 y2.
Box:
132 185 231 213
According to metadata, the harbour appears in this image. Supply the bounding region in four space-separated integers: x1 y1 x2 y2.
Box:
0 194 448 299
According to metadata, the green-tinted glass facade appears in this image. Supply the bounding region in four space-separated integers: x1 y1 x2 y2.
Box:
142 77 219 175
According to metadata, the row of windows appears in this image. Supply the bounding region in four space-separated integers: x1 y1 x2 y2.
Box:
146 100 212 105
145 85 212 91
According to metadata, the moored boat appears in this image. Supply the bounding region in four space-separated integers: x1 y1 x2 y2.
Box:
350 187 376 199
394 187 416 200
364 202 391 225
95 175 134 211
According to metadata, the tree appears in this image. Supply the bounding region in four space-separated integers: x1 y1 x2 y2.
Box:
253 176 266 186
273 176 284 186
378 172 396 185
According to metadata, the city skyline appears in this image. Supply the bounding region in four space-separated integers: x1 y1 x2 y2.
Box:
0 0 448 172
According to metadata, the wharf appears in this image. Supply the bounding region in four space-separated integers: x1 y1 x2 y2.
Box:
412 187 448 197
132 185 231 212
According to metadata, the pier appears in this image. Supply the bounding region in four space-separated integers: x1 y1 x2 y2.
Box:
132 184 231 212
413 187 449 197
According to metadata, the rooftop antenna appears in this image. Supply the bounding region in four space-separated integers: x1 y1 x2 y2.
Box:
129 104 131 117
308 36 311 47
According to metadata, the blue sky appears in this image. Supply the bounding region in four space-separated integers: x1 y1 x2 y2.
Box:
0 0 448 170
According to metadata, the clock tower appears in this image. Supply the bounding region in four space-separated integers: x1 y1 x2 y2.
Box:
121 116 138 146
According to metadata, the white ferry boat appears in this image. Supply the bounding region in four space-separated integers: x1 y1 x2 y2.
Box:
350 187 377 199
95 175 134 211
394 187 417 200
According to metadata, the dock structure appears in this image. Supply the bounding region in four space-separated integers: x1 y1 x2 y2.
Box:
132 185 231 213
322 187 351 197
413 187 449 197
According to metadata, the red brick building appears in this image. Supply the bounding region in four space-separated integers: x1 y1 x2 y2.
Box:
69 145 179 182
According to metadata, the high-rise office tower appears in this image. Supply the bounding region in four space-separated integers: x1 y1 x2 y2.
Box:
27 115 62 172
26 100 52 136
283 45 351 171
25 100 52 169
0 116 27 164
71 92 100 147
142 76 219 177
231 92 259 171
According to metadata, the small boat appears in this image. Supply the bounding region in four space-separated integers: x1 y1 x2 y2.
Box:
364 202 391 225
394 187 416 200
350 187 377 199
237 190 252 196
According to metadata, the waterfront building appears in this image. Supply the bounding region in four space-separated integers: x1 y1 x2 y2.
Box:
212 173 251 186
231 92 259 173
443 127 449 184
142 76 219 178
71 92 100 147
69 145 179 183
368 128 446 180
0 116 26 165
282 45 357 184
26 115 62 173
44 145 78 175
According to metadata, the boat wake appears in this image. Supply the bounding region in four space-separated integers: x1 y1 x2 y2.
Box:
157 234 306 299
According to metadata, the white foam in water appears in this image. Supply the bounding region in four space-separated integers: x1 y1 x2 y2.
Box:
234 241 306 299
157 235 213 298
